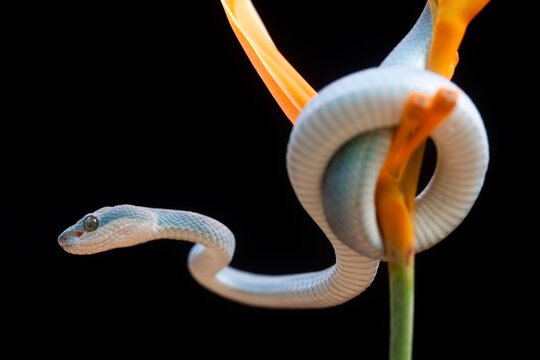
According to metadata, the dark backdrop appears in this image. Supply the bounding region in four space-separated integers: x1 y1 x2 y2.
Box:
7 0 527 358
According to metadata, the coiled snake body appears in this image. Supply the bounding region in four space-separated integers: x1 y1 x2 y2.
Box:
58 4 488 308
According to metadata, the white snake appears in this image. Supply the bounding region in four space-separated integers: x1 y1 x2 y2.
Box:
58 3 488 308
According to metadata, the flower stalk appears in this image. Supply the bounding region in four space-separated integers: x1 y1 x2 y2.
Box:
389 257 415 360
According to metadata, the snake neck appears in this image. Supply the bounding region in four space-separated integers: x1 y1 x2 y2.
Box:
380 2 433 69
145 207 377 309
148 208 236 275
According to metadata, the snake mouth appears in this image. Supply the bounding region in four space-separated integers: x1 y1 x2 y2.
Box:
58 230 84 248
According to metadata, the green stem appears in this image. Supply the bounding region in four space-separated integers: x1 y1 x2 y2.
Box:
388 257 415 360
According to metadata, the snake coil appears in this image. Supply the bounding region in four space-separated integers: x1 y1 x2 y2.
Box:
58 3 488 308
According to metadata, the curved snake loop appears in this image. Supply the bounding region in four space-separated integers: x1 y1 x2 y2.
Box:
58 2 488 308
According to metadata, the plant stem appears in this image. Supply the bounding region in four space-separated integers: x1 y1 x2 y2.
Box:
388 257 415 360
377 142 421 360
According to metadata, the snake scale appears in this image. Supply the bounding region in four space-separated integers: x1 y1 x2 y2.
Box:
58 3 488 308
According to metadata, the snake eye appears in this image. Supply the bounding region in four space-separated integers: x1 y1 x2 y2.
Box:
83 215 99 232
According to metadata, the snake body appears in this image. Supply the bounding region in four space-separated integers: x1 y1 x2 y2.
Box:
58 3 488 308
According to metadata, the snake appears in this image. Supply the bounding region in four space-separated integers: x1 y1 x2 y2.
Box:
58 3 488 309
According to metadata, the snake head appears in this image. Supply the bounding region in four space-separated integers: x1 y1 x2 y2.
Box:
58 205 156 255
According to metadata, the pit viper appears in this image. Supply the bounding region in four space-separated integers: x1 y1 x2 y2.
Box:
58 2 488 308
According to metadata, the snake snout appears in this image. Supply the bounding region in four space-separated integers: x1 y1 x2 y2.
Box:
58 228 84 252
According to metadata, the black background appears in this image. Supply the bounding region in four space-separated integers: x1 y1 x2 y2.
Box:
7 0 529 358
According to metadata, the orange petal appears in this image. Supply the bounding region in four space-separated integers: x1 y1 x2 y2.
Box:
427 0 491 78
379 89 458 181
221 0 317 123
376 89 458 262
